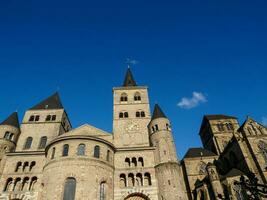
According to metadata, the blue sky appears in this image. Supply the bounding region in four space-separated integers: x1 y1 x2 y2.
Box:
0 0 267 158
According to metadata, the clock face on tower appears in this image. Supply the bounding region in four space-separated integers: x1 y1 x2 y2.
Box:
125 120 140 133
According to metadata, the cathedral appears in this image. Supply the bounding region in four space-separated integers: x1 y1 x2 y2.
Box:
0 68 266 200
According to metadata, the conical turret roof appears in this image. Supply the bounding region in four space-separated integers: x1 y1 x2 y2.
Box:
123 67 137 87
152 104 167 120
30 92 63 110
0 112 20 128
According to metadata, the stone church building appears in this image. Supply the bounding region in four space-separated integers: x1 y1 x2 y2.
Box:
0 68 266 200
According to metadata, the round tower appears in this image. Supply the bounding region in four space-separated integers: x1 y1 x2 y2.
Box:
148 104 186 200
0 112 20 158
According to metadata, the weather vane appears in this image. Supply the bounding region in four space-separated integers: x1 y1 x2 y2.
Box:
125 58 139 68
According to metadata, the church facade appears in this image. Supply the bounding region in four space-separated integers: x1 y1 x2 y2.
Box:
0 68 266 200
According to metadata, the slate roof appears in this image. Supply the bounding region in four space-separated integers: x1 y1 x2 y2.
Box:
204 115 237 120
123 68 137 87
184 148 216 158
29 92 63 110
0 112 20 128
224 168 244 178
152 104 167 120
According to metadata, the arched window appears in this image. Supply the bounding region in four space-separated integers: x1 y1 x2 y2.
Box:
46 115 51 121
4 178 13 191
136 173 143 186
132 157 137 167
100 182 107 200
136 111 141 118
52 115 56 121
63 178 76 200
29 177 37 191
77 144 85 156
141 111 145 117
9 133 14 140
217 124 224 131
226 123 234 131
23 162 29 172
22 177 30 191
94 145 100 158
13 178 22 191
4 131 9 139
134 92 141 101
51 147 56 159
119 174 126 188
24 137 33 149
119 112 124 118
30 161 36 171
106 150 110 161
124 112 129 118
29 115 35 122
62 144 69 157
38 136 47 149
120 93 128 102
125 158 130 167
138 157 144 167
155 124 159 131
258 141 267 166
128 173 135 187
15 162 22 172
144 173 151 186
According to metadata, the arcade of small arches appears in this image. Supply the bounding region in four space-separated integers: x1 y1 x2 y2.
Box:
119 173 152 188
3 177 38 192
125 157 144 167
14 161 36 173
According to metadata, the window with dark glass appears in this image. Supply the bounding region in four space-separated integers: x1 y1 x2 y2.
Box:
62 144 69 157
46 115 51 121
94 145 100 158
100 182 106 200
124 112 128 118
52 115 56 121
35 115 40 122
141 111 145 117
63 178 76 200
29 116 35 122
38 136 47 149
24 137 33 149
119 112 124 118
136 112 140 118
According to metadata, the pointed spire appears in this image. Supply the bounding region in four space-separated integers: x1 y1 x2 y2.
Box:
123 67 137 87
0 112 20 128
29 92 63 110
152 104 167 120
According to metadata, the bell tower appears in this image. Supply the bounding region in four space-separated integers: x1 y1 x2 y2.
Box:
113 68 151 148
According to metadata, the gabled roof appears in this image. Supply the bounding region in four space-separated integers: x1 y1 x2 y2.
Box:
0 112 20 128
29 92 63 110
151 104 167 120
123 68 137 87
184 147 216 159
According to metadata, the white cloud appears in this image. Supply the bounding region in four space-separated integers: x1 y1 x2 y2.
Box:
177 92 207 109
126 58 139 65
262 117 267 126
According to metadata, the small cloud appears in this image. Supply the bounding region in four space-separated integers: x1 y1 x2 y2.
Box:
177 92 207 109
262 117 267 126
126 58 139 65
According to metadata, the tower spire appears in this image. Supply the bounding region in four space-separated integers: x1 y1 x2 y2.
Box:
0 112 20 128
152 104 167 120
29 92 63 110
123 67 137 87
